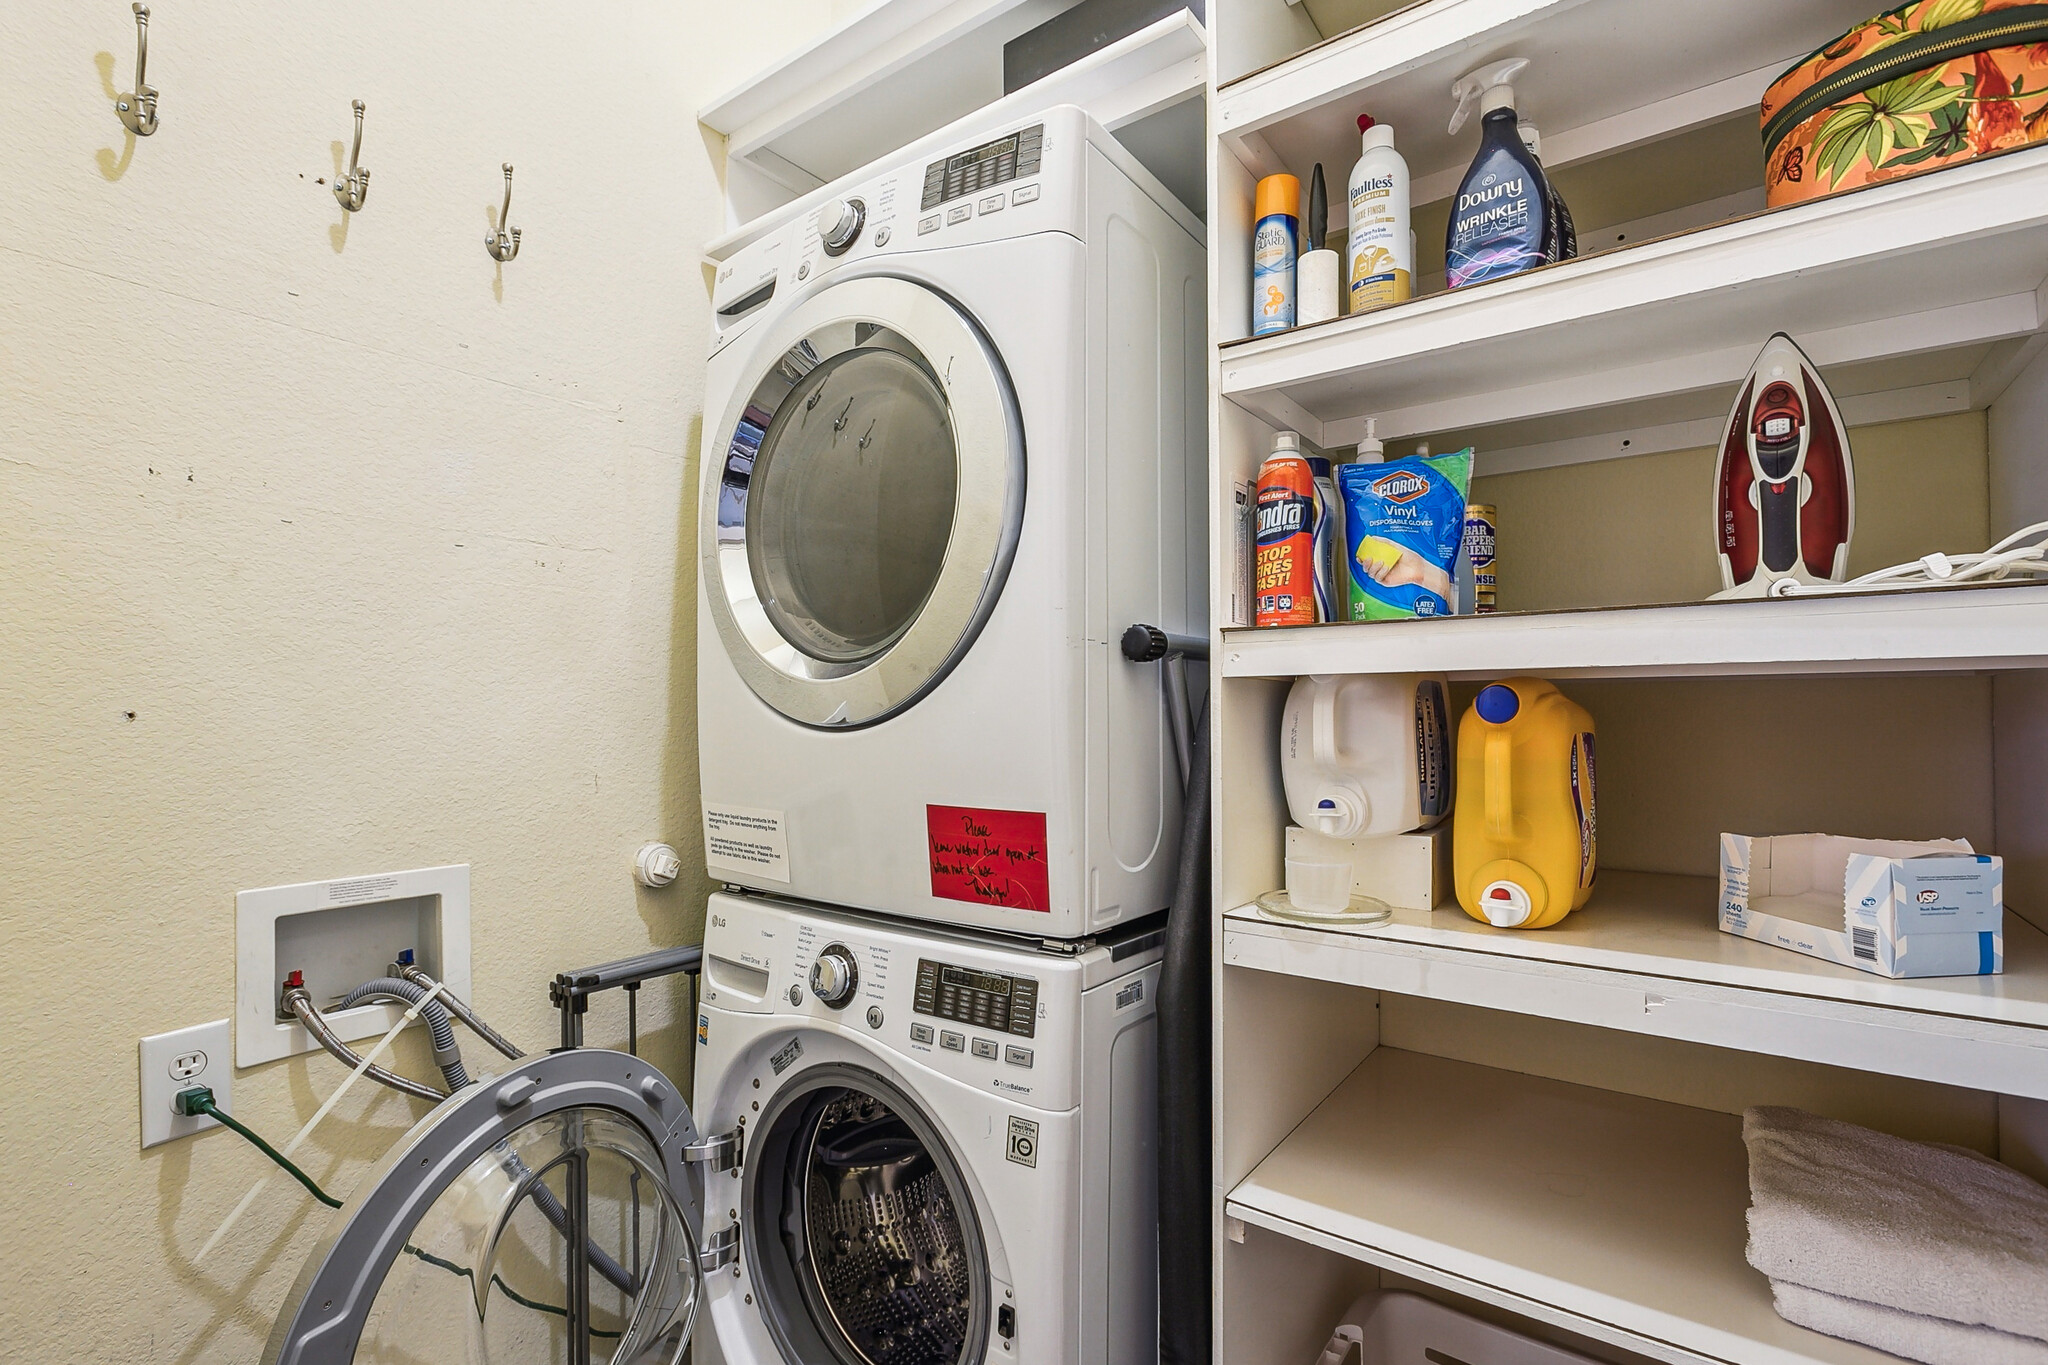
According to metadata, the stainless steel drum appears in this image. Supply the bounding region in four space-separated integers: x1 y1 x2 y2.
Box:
745 1064 990 1365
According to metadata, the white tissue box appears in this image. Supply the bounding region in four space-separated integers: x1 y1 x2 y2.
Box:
1286 826 1449 912
1719 833 2003 978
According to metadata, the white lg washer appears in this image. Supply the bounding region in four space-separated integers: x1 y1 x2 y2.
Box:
697 105 1206 940
693 889 1162 1365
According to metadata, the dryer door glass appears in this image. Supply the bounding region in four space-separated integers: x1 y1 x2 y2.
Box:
749 347 957 663
747 1065 993 1365
262 1053 709 1365
703 276 1023 729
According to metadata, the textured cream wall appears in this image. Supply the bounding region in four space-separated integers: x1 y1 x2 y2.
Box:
0 4 835 1360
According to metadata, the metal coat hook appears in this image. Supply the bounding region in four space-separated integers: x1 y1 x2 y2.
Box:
334 100 369 211
115 3 158 136
486 163 521 261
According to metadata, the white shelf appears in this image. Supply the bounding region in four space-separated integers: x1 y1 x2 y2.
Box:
1217 0 1877 197
1224 870 2048 1101
701 0 1067 194
1218 145 2048 445
1227 1048 1907 1365
701 8 1208 258
1218 582 2048 682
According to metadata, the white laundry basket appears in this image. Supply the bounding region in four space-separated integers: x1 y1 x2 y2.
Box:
1313 1291 1604 1365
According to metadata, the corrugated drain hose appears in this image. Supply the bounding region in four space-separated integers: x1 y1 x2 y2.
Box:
338 977 471 1091
1158 692 1211 1365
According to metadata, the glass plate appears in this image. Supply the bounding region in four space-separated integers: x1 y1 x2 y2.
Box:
1255 888 1393 927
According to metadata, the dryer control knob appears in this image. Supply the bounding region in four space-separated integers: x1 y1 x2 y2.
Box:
816 198 865 255
809 945 859 1008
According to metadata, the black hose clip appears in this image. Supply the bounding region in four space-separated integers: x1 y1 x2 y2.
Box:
1121 623 1208 663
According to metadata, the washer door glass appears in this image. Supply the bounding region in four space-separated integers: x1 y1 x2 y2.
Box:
747 1065 992 1365
354 1108 696 1362
262 1055 707 1365
705 276 1023 729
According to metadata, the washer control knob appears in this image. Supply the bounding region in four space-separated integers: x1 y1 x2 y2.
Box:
809 945 859 1008
816 197 866 255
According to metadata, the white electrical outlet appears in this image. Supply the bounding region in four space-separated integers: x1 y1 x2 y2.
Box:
140 1019 233 1149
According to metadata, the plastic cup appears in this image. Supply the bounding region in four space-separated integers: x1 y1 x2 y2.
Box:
1286 858 1353 914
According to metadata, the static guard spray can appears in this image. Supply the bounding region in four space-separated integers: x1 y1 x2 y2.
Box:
1252 175 1300 337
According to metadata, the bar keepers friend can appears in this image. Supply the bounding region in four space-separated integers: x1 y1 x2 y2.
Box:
1464 502 1498 614
1255 430 1319 627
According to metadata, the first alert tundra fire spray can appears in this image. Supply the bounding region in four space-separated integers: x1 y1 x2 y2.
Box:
1255 430 1322 627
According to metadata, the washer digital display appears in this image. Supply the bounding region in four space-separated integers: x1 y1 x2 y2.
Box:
914 959 1037 1037
920 124 1044 210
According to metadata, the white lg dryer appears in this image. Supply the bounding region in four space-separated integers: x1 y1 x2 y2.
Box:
697 105 1206 941
692 890 1162 1365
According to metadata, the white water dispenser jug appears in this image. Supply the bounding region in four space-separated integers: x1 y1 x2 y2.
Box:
1281 674 1453 838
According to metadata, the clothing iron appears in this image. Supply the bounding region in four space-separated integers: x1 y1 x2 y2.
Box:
1713 333 1854 599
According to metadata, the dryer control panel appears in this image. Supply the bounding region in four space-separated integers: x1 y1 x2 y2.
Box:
914 959 1038 1038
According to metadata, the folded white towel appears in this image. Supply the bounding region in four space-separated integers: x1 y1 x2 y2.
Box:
1772 1281 2048 1365
1743 1106 2048 1341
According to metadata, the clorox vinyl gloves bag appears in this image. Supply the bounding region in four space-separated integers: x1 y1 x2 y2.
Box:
1338 448 1473 620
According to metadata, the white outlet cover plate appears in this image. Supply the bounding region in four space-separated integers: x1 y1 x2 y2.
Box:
235 864 472 1069
140 1018 232 1149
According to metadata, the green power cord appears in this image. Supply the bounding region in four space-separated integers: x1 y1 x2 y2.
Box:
176 1087 624 1339
176 1087 341 1207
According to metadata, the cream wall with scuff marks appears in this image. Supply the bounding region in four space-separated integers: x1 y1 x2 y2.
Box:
0 4 836 1360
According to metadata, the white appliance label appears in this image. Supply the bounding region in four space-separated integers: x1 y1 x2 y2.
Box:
1006 1116 1039 1168
704 804 790 883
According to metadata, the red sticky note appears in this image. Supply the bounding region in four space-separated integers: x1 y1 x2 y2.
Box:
927 805 1051 911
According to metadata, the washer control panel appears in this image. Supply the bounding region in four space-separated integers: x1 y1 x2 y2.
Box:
914 959 1037 1038
919 122 1044 210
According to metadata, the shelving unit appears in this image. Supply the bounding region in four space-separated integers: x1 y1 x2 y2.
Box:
1229 1049 1906 1365
1216 0 1880 194
1219 143 2048 448
1205 3 2048 1364
1219 581 2048 680
1224 872 2048 1100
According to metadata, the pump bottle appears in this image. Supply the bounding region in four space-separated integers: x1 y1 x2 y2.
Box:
1346 116 1412 313
1444 58 1555 290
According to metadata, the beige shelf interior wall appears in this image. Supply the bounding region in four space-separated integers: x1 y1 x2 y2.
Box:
1470 411 1988 612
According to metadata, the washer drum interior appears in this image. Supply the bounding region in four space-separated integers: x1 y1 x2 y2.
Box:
746 1063 993 1365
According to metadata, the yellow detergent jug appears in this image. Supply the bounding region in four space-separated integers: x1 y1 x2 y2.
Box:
1454 678 1596 929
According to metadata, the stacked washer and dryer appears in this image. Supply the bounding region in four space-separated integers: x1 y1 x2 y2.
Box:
254 104 1205 1365
692 105 1206 1365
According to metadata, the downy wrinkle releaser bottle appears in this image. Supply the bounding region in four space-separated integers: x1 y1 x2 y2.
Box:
1444 58 1554 290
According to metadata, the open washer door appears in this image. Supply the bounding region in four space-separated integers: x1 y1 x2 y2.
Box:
703 275 1025 729
261 1050 734 1365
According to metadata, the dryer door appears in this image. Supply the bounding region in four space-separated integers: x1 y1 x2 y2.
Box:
261 1051 723 1365
703 275 1024 729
